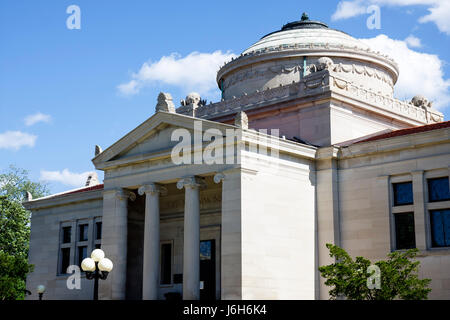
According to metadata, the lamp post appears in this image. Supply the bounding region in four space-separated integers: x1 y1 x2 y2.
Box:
36 285 45 300
81 249 113 300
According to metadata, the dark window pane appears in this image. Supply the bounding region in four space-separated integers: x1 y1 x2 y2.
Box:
393 182 413 206
79 224 88 241
78 246 87 267
428 177 450 202
61 248 71 274
200 241 212 260
96 222 102 240
160 243 172 285
62 227 71 243
394 213 416 249
95 243 101 249
430 209 450 247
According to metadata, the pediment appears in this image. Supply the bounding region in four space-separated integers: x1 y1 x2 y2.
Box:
92 111 235 169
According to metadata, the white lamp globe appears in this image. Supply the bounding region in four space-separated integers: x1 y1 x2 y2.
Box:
81 257 96 272
37 285 46 294
98 258 113 272
90 249 105 262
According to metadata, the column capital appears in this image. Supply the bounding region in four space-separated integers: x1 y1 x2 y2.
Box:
177 176 206 190
213 173 225 184
138 183 167 196
115 189 136 201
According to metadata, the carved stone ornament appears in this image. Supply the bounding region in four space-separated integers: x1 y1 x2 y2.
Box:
234 111 249 129
176 176 207 190
25 191 33 201
316 57 334 71
115 189 136 201
411 95 432 109
95 145 103 156
138 183 167 196
156 92 176 113
180 92 201 107
213 173 225 184
85 172 100 187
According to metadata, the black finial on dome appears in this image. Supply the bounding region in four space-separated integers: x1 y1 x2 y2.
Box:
260 13 329 39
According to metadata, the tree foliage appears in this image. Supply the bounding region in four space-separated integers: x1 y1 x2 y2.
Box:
0 165 49 300
0 165 49 203
318 243 432 300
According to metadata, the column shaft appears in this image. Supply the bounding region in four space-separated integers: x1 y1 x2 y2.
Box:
183 185 200 300
139 184 163 300
177 177 205 300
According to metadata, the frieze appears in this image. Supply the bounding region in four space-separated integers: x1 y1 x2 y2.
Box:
160 189 222 213
222 60 393 92
218 42 397 74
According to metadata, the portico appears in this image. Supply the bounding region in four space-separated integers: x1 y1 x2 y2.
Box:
90 111 317 300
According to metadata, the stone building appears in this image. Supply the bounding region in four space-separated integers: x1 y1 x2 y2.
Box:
23 15 450 300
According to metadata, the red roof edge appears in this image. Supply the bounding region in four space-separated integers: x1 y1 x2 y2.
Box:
354 121 450 145
62 183 104 196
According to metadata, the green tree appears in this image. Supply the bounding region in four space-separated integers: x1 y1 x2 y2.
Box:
0 165 49 300
0 165 50 202
318 243 432 300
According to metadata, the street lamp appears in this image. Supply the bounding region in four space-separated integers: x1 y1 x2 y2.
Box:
81 249 113 300
36 285 46 300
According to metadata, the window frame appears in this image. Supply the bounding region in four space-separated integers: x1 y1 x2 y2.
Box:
392 181 414 207
393 212 416 250
427 177 450 203
429 209 450 248
57 217 102 276
159 240 174 287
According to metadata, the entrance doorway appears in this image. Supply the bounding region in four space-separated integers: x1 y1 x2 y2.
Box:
200 239 216 300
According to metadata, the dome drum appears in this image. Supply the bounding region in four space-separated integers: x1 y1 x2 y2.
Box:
217 17 398 101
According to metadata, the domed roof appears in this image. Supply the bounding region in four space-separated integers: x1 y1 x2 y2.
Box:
243 18 370 55
216 14 399 100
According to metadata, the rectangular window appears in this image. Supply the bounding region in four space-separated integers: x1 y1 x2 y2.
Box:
79 224 88 241
394 212 416 249
430 209 450 247
77 246 87 267
62 226 71 243
160 243 172 285
393 182 413 206
428 177 450 202
60 248 71 274
95 222 102 240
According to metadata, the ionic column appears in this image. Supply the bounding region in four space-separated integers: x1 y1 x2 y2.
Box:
177 176 206 300
138 183 166 300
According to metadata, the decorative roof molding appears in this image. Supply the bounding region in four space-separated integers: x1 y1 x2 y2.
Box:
217 42 399 85
178 71 443 125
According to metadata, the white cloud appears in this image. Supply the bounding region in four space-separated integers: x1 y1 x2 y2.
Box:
332 0 366 21
332 0 450 34
118 50 236 98
39 169 93 187
24 112 51 126
360 34 450 109
404 34 422 47
0 131 37 150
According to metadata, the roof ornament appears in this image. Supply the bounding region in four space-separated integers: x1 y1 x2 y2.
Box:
24 191 33 201
156 92 176 113
95 145 102 156
411 95 432 110
301 12 309 21
180 92 207 117
234 111 249 129
85 172 100 187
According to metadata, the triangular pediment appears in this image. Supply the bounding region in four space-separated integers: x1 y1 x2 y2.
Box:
92 111 236 169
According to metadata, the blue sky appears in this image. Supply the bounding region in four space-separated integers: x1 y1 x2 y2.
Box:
1 0 449 194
